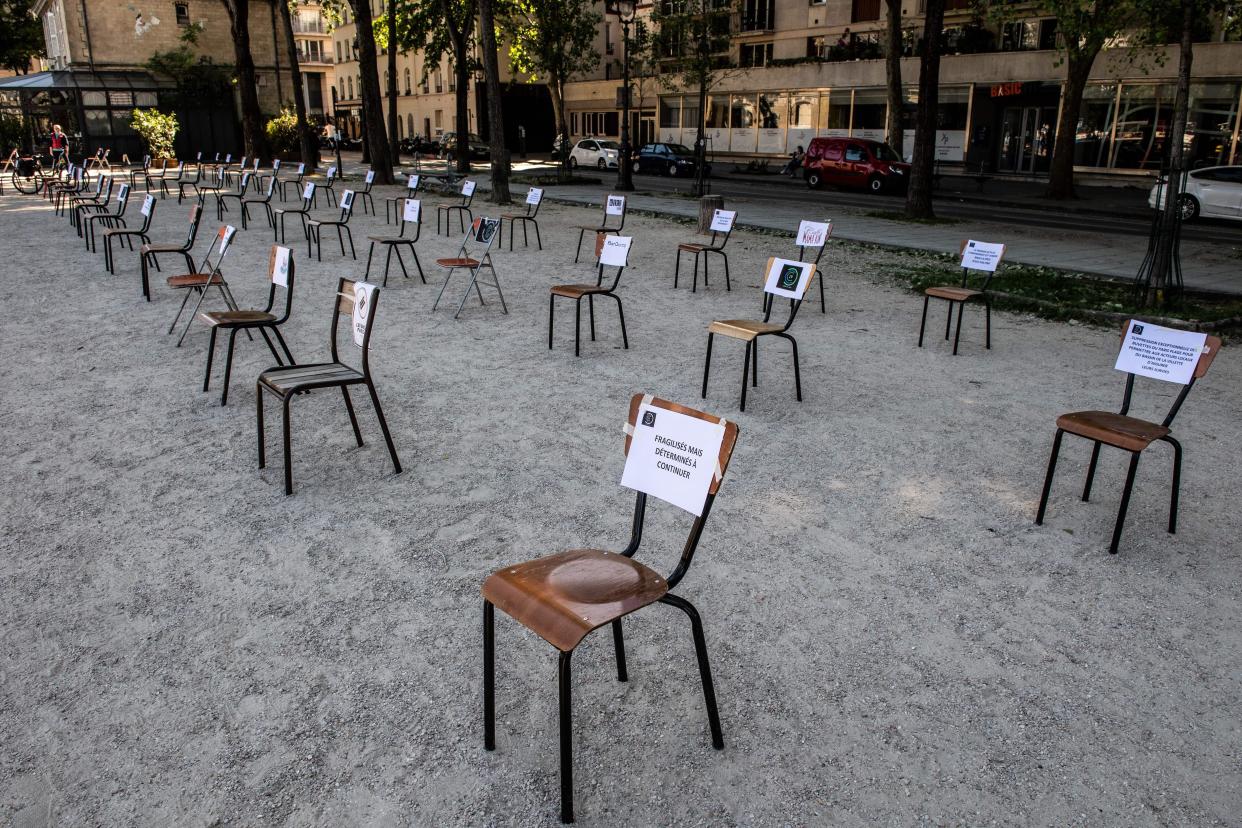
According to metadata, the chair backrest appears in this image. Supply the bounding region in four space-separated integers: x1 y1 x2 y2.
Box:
261 175 276 199
593 232 631 290
300 181 316 208
399 198 422 239
183 204 203 248
362 169 375 191
958 238 1006 291
272 158 282 175
140 154 151 170
524 186 543 217
238 155 248 170
1113 318 1221 427
460 178 476 206
338 189 355 221
405 173 420 194
795 219 832 268
251 158 261 172
114 182 130 214
267 244 296 320
603 193 626 230
237 172 252 194
198 224 237 275
705 208 735 248
95 175 114 202
331 277 380 374
137 193 156 230
292 162 306 179
760 255 816 329
325 165 337 185
459 215 499 257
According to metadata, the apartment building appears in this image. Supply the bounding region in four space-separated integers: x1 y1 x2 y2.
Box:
292 2 336 122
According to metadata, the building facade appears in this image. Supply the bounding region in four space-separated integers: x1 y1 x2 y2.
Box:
292 1 336 122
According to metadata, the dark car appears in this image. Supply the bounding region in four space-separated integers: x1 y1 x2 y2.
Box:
441 132 490 161
633 143 711 178
802 137 909 193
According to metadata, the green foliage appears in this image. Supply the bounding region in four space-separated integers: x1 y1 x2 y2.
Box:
144 47 234 107
0 114 25 151
0 0 44 74
265 108 300 156
649 0 738 94
130 109 179 158
504 0 600 85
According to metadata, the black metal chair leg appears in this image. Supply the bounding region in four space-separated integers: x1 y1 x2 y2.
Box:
203 327 218 391
220 328 239 405
751 338 758 387
1164 436 1182 534
282 396 293 496
944 300 953 340
786 334 802 401
574 299 581 357
272 327 295 365
952 301 965 355
612 620 628 682
588 295 596 341
393 247 409 279
918 294 929 347
558 650 574 825
548 294 556 350
702 333 713 398
1035 429 1064 525
612 295 628 349
534 222 542 250
723 252 731 291
366 380 402 474
256 386 266 468
257 327 283 365
659 593 724 749
739 341 751 411
1110 452 1141 554
484 600 496 750
674 249 681 289
574 228 585 263
341 386 364 446
1082 441 1102 501
365 241 376 279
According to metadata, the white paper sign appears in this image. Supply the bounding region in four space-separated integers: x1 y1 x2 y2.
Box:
709 209 736 233
606 195 625 216
351 281 378 348
462 180 476 196
960 239 1004 272
407 174 420 190
272 159 281 170
326 165 337 178
302 182 315 201
272 245 291 287
225 153 232 163
296 163 306 175
621 404 726 516
526 187 543 205
341 190 354 209
251 159 260 170
600 235 632 267
196 151 203 161
240 173 252 190
265 177 276 196
796 220 830 248
365 170 375 184
117 184 129 203
1114 320 1208 385
140 194 154 217
219 225 237 256
763 258 815 300
403 198 421 223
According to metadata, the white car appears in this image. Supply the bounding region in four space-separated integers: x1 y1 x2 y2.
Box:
569 139 620 170
1148 165 1242 221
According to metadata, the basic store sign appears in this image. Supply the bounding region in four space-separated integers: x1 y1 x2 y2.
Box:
1114 320 1208 385
621 403 726 516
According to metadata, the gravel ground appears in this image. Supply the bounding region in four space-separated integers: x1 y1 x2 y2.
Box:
1 178 1239 827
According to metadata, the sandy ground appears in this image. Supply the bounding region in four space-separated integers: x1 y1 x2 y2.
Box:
1 177 1240 827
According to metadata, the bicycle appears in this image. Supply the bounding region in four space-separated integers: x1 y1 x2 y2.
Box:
11 155 46 194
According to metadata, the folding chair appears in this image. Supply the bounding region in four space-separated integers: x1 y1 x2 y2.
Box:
307 188 357 261
104 193 156 274
84 182 130 252
256 278 401 495
549 232 630 356
432 216 506 319
278 162 307 201
674 208 735 292
167 224 244 346
917 239 1005 356
499 186 544 251
702 257 815 412
83 147 106 172
355 169 377 215
1035 320 1222 554
139 204 203 301
365 197 426 286
436 179 475 235
482 393 739 824
273 182 316 245
200 244 298 405
783 219 832 314
573 194 626 262
385 173 420 224
71 175 113 234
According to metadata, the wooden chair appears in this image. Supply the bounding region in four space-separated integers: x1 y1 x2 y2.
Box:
194 166 227 209
256 278 401 495
1035 321 1222 554
917 239 1005 356
104 194 156 274
140 204 203 301
482 393 739 824
158 160 184 198
784 219 832 314
436 179 476 235
83 182 130 252
356 169 376 215
499 186 544 251
319 165 339 207
674 208 735 292
273 182 317 245
235 175 278 230
573 194 626 262
278 162 307 201
51 166 86 215
549 232 630 356
176 160 204 203
307 189 357 261
258 158 283 195
215 171 253 223
431 216 506 319
702 257 815 412
200 245 298 405
385 173 420 224
71 175 114 234
83 147 107 172
167 224 244 346
128 154 152 189
365 197 426 286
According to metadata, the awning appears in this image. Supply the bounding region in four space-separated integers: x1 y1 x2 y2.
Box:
0 70 175 92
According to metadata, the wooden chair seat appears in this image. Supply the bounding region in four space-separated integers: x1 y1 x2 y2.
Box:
678 242 706 253
367 234 412 243
925 285 982 302
258 362 364 396
481 548 668 652
167 272 226 288
1055 410 1170 453
199 309 276 327
436 256 480 268
707 319 784 341
550 283 609 299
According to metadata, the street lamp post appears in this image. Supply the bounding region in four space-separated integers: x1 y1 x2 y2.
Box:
330 86 343 173
606 0 637 192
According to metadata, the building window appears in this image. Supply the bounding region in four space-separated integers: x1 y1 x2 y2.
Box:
739 43 772 67
347 77 353 99
605 22 614 55
434 109 442 128
174 2 190 26
435 72 443 93
741 0 773 32
404 68 411 95
851 0 880 23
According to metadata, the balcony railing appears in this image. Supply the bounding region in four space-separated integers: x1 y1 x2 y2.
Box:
292 19 326 34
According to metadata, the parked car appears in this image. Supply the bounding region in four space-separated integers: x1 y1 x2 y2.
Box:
633 143 711 178
569 138 620 170
441 132 490 161
399 136 440 156
1149 165 1242 221
802 137 910 193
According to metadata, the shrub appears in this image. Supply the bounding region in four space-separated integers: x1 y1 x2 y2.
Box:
0 115 25 153
130 109 178 159
265 108 299 158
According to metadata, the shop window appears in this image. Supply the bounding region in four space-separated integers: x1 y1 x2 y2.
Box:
758 93 784 128
175 2 190 26
683 96 702 130
790 96 816 129
705 95 728 129
826 94 851 132
729 95 756 129
659 97 680 129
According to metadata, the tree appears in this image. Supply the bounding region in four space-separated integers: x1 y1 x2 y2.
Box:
386 0 399 167
440 0 478 173
276 0 320 167
884 0 903 154
0 0 43 74
905 0 944 219
477 0 510 202
219 0 267 158
346 0 395 182
505 0 600 180
650 0 737 197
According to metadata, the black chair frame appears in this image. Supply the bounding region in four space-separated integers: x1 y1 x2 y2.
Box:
674 223 733 292
548 259 629 357
365 200 426 286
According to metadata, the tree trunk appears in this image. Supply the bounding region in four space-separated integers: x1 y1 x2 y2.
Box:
352 0 394 183
884 0 903 153
222 0 265 158
905 0 944 219
453 57 471 173
692 74 707 197
1046 51 1099 200
386 0 399 168
277 0 319 168
477 0 510 203
549 76 570 182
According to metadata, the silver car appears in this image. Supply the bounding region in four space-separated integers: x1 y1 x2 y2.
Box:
1148 165 1242 221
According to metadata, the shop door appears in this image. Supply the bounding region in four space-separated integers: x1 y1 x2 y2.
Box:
999 106 1056 173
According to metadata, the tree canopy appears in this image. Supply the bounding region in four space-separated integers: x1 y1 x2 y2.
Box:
0 0 45 74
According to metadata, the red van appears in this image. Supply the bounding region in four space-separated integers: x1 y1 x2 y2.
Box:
802 137 910 193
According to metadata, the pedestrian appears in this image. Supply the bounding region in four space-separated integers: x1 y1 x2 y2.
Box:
49 124 67 165
781 145 805 177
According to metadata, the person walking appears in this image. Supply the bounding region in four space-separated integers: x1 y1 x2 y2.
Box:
49 124 68 166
